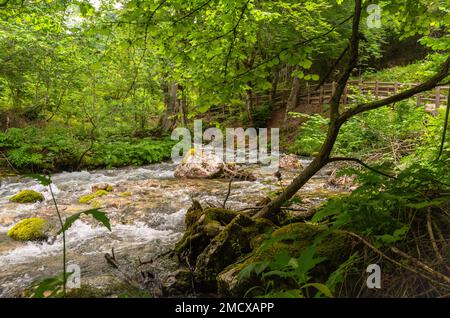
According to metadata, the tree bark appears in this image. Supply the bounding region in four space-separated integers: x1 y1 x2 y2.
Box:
284 70 300 123
159 82 179 133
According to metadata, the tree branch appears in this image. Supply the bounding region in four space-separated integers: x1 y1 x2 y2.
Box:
339 55 450 123
172 0 215 25
327 157 396 179
317 44 349 88
224 0 250 77
230 14 354 81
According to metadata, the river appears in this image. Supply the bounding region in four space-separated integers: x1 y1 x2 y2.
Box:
0 159 337 297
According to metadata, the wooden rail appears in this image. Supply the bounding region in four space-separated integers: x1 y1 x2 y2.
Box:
252 80 450 115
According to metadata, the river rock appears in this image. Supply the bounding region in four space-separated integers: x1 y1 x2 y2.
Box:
174 150 224 178
91 183 113 192
7 217 51 241
327 169 358 190
279 154 303 170
9 190 44 203
174 149 256 180
193 214 275 291
161 268 193 296
175 201 276 292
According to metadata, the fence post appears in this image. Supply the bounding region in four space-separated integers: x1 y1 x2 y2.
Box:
375 81 379 99
394 82 399 95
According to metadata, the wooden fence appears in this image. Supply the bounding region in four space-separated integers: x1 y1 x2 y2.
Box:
252 80 450 115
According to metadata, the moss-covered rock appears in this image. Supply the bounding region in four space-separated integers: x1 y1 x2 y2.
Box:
91 183 114 193
175 203 239 265
7 217 49 241
217 222 352 297
79 190 109 204
9 190 44 203
193 214 275 291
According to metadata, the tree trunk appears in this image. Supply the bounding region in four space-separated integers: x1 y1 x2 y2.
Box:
159 82 179 133
179 85 188 128
245 85 253 124
254 118 342 220
270 70 280 104
284 72 300 124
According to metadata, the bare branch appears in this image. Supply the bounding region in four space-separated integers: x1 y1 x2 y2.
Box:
327 157 396 179
222 177 233 208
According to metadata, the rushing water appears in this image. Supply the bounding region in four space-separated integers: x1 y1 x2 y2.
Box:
0 159 334 297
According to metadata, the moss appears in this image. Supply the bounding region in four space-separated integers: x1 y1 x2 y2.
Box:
193 214 276 291
254 223 349 265
217 222 352 297
79 190 109 204
105 185 113 192
9 190 44 203
175 207 241 269
7 217 48 241
118 191 132 197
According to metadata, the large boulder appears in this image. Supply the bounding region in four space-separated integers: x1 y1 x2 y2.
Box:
175 203 239 265
175 202 275 292
9 190 44 203
174 149 224 179
174 149 256 180
193 214 274 291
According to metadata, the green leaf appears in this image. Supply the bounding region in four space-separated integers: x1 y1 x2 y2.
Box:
303 283 333 298
27 174 52 186
59 209 111 234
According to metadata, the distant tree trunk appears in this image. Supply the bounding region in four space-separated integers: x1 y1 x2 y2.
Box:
270 70 280 104
159 82 179 133
284 70 300 124
245 84 253 124
179 85 187 128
